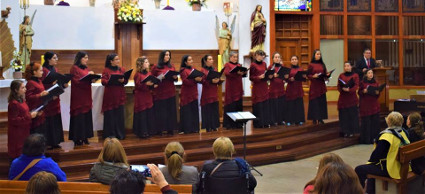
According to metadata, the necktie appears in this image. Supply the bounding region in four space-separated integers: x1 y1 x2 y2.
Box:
367 59 370 68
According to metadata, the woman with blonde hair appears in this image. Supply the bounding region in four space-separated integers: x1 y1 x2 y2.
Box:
303 153 345 193
89 137 129 184
159 142 198 191
314 162 363 194
198 137 257 193
25 171 60 194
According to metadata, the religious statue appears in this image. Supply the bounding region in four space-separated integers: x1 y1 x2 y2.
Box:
216 15 236 65
19 14 35 67
250 5 266 53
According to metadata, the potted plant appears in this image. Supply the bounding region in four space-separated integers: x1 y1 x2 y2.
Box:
186 0 207 11
10 51 23 79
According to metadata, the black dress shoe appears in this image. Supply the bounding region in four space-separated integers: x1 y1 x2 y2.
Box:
74 140 82 146
82 139 90 145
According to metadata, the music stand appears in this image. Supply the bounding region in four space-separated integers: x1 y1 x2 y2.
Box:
226 112 263 176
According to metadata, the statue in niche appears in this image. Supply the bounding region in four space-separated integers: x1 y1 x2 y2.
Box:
19 14 35 66
250 4 266 53
216 15 236 65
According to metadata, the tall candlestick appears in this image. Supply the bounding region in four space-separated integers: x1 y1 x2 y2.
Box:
41 55 44 66
217 55 222 70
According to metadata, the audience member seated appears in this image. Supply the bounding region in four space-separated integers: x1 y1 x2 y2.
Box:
9 134 66 181
159 142 199 192
303 153 345 194
355 111 410 194
198 136 257 194
89 137 130 184
313 162 364 194
110 164 177 194
25 171 61 194
406 112 425 175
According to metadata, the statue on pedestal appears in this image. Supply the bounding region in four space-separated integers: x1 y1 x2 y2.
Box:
250 5 266 53
19 15 34 67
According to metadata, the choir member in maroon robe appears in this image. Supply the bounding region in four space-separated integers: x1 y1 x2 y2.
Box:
8 80 38 159
250 50 272 128
179 55 202 134
201 55 220 132
337 62 359 137
359 69 381 144
285 55 306 126
133 57 157 138
101 54 128 140
223 51 245 129
151 50 178 135
41 52 65 149
307 49 329 125
268 52 287 126
24 62 49 136
69 51 95 146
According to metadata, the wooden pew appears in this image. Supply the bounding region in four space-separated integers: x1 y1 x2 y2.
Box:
367 139 425 194
0 180 192 194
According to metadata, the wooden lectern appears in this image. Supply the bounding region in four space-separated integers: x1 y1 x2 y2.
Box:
373 67 391 112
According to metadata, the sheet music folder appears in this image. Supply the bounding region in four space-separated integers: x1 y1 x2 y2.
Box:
226 112 257 123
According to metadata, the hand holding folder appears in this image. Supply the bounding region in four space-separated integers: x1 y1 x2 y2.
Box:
294 71 307 81
80 74 101 82
187 69 204 79
141 75 161 85
338 78 355 88
277 67 290 79
366 83 386 95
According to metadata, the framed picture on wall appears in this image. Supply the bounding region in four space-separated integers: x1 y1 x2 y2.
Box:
376 0 398 12
348 0 371 12
320 0 343 11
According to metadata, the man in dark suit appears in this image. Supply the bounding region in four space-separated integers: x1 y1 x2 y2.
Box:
356 48 376 79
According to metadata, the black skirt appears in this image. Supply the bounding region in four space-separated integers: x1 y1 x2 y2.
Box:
307 94 328 120
30 122 47 137
339 106 359 135
223 99 243 129
285 97 305 124
201 101 220 131
45 114 64 146
154 96 178 134
133 107 155 138
360 113 380 144
69 110 94 141
103 105 125 140
252 100 272 128
270 96 286 125
180 100 200 134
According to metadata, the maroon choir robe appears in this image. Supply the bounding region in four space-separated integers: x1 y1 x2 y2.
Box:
268 64 286 99
134 71 154 113
101 67 127 112
249 61 269 104
41 66 61 117
180 68 199 107
70 65 92 116
224 62 243 106
307 63 327 100
151 64 176 101
337 72 359 109
358 79 380 117
8 99 32 158
200 67 219 106
25 78 46 128
285 66 304 101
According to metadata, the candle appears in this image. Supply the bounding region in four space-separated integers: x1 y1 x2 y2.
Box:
167 0 170 6
0 52 2 67
217 55 222 70
41 55 44 66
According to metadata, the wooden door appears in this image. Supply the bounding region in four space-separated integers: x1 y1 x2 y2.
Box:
277 40 299 65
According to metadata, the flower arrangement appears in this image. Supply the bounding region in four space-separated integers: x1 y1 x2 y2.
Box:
117 0 143 23
10 51 23 72
186 0 207 7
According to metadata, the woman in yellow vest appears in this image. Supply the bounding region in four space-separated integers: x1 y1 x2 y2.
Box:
354 111 410 194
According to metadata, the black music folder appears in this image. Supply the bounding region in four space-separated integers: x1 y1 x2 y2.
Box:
338 78 355 88
277 66 290 79
41 84 65 102
294 71 307 81
367 83 386 95
79 74 101 82
187 69 205 79
318 69 335 80
229 66 248 74
159 70 179 81
263 70 275 80
123 69 133 80
141 75 161 85
42 72 72 85
206 70 223 80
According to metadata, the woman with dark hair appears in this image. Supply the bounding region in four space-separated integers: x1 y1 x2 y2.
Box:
200 55 220 132
41 52 65 149
101 54 128 140
223 51 245 129
8 80 38 159
337 62 359 138
250 50 272 128
179 55 202 134
151 50 178 135
406 112 425 175
25 62 49 136
133 57 157 138
285 55 306 126
358 69 380 144
69 51 95 146
307 49 329 125
268 52 286 126
250 5 266 53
